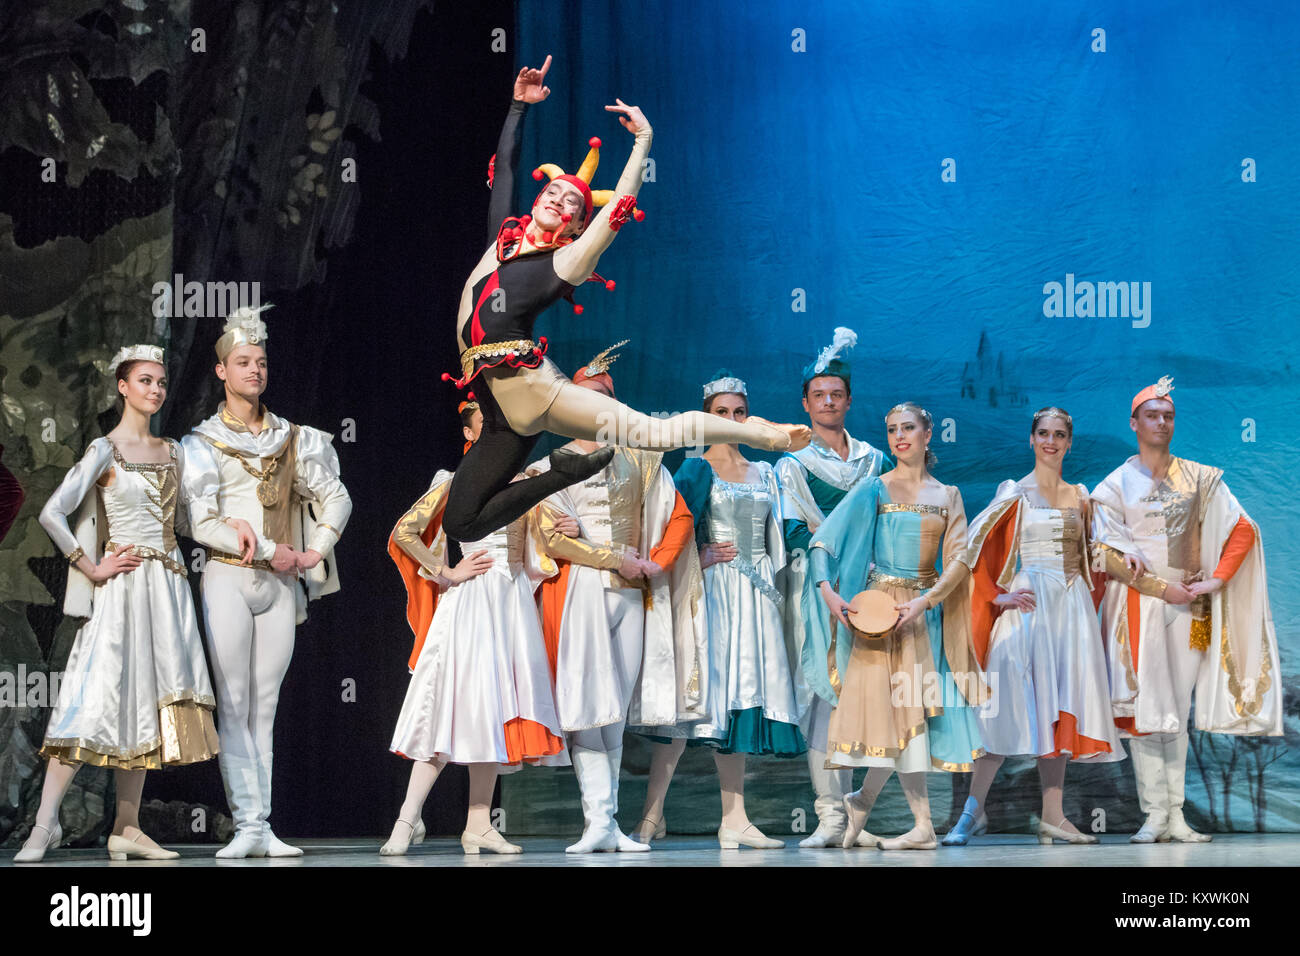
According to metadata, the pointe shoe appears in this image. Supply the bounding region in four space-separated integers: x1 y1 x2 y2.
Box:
718 823 784 850
1130 814 1170 844
630 816 667 844
941 797 989 846
14 823 62 863
550 445 615 481
264 829 304 858
744 417 811 452
1037 819 1099 845
461 827 522 855
841 791 879 849
878 827 938 851
216 827 269 859
107 830 180 861
1166 810 1212 843
380 817 422 856
799 822 846 849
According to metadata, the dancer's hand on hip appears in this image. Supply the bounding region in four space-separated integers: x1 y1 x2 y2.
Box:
92 543 143 582
447 549 494 584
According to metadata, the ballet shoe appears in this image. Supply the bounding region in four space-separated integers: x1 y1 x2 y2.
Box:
461 826 522 855
743 417 812 452
264 829 304 857
1130 813 1171 844
107 828 180 861
565 824 621 854
216 827 269 859
380 817 422 856
855 829 882 848
630 816 667 844
799 822 845 849
14 823 62 863
718 823 784 849
550 445 615 481
1037 818 1099 845
841 790 879 849
941 796 989 846
614 828 652 853
1166 810 1212 843
878 826 938 851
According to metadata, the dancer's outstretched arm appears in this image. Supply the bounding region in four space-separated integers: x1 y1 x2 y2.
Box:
553 100 652 285
487 55 552 244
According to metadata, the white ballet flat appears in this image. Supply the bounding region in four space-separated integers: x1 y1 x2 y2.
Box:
1037 819 1099 845
1166 811 1212 843
799 822 845 849
461 827 521 855
380 817 427 856
107 831 180 861
216 827 269 859
878 828 938 851
14 823 62 863
718 824 784 850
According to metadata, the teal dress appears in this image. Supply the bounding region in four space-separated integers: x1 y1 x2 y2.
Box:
802 476 985 772
642 457 805 756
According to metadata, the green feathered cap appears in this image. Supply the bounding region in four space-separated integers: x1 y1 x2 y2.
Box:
801 327 857 387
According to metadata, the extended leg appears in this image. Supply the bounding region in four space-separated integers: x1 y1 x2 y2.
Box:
843 766 892 848
541 380 801 452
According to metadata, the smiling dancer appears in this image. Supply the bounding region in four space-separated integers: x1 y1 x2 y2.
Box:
776 329 889 848
17 346 219 863
181 308 352 858
1090 378 1280 843
440 55 809 545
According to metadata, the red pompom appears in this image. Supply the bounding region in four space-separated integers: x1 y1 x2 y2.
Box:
589 137 601 148
538 336 548 346
572 303 584 315
440 372 451 382
532 168 544 180
632 208 645 222
541 230 554 243
605 279 616 291
561 213 573 224
466 391 476 401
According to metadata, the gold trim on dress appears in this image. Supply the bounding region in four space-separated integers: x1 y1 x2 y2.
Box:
67 546 86 566
867 568 937 590
1218 588 1271 719
1115 589 1139 693
41 700 218 769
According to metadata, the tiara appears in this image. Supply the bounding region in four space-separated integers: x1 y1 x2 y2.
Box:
703 376 747 400
109 344 165 375
215 304 274 360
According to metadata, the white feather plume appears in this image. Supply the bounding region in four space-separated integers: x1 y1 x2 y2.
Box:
812 327 858 374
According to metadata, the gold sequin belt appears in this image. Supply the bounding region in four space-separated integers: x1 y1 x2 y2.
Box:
867 568 936 590
454 338 546 388
205 548 275 572
105 542 187 578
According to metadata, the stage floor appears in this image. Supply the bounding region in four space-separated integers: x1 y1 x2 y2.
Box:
3 833 1295 867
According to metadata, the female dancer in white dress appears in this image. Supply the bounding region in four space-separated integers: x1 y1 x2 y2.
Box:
380 402 571 855
16 346 225 862
948 407 1123 846
633 376 805 850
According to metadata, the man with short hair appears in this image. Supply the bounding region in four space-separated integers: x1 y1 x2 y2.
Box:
1091 376 1281 844
181 307 352 858
776 330 890 848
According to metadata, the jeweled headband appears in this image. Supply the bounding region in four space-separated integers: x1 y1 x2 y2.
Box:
109 344 165 376
703 376 747 400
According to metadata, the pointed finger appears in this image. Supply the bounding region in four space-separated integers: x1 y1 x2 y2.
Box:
538 54 552 79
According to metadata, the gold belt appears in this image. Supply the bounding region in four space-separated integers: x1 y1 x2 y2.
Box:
459 339 541 383
205 548 275 572
867 568 937 590
105 542 187 578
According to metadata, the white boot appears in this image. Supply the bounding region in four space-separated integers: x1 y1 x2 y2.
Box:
800 748 849 848
257 752 303 857
566 746 619 853
1163 732 1212 843
1128 736 1170 843
607 747 650 853
216 754 268 858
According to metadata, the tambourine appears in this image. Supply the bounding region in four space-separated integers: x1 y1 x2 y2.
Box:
846 589 899 636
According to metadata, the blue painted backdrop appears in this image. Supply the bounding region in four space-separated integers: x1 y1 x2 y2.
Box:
504 0 1300 833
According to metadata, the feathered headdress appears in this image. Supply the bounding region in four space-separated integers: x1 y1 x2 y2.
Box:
215 304 274 361
574 340 629 396
802 327 858 387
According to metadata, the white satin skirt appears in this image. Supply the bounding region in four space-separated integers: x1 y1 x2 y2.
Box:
390 566 565 765
43 556 217 768
977 569 1124 762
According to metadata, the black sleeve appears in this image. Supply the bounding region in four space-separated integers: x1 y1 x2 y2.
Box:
487 99 530 245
